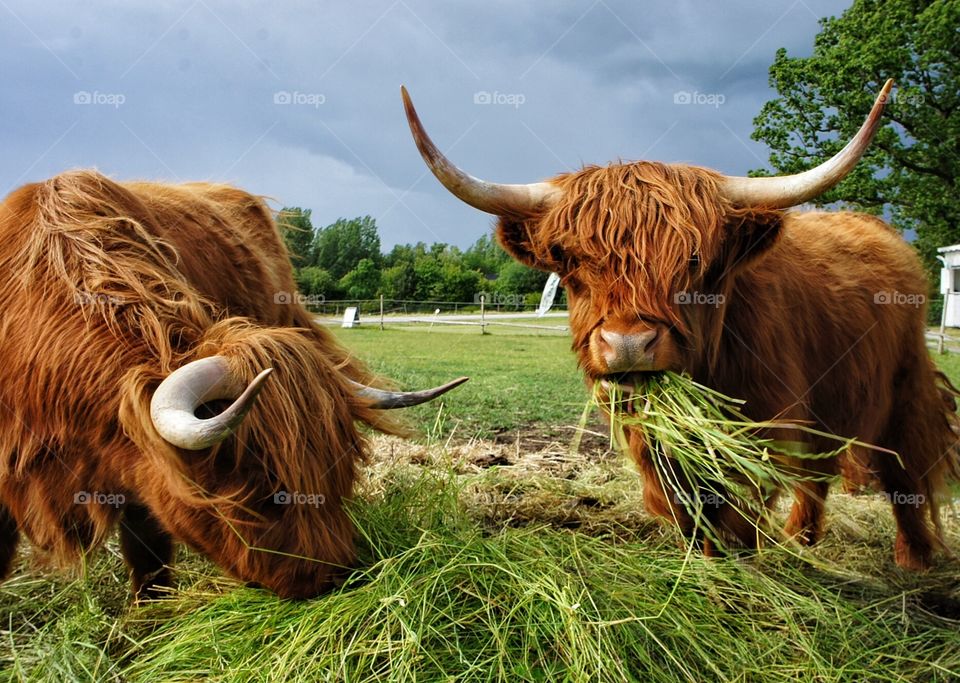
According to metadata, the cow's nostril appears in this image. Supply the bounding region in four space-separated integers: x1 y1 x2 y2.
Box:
642 328 659 352
599 328 621 351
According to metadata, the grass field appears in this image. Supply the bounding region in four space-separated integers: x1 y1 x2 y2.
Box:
1 325 959 682
330 325 588 442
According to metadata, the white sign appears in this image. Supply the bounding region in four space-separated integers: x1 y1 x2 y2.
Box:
341 307 361 328
536 273 562 317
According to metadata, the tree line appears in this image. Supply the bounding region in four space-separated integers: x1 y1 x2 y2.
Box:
278 210 552 306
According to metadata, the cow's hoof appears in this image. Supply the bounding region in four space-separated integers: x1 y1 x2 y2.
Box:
894 539 932 572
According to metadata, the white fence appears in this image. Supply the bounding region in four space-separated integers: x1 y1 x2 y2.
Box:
926 331 960 354
311 297 570 334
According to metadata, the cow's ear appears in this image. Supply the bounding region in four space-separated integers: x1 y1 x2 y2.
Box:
718 209 783 273
496 218 552 271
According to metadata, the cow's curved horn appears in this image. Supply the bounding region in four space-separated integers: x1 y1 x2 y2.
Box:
350 376 469 409
150 356 273 450
401 86 560 217
721 79 893 209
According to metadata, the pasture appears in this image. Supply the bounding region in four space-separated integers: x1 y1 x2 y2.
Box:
1 324 959 682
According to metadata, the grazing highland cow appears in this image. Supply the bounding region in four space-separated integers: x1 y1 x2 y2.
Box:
402 80 958 569
0 171 466 599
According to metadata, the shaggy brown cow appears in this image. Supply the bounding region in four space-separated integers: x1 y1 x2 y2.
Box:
0 171 466 599
402 80 959 569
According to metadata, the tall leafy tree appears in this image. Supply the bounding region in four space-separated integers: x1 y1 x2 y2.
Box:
296 266 339 299
381 261 418 300
463 233 511 276
496 260 549 296
277 207 315 266
751 0 959 278
313 216 382 280
339 258 381 299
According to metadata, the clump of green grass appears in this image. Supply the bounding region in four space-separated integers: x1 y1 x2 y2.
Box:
2 462 959 682
595 372 880 547
115 471 960 681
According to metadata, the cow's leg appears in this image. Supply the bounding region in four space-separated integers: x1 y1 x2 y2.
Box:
784 479 831 545
627 431 696 537
119 504 174 600
873 453 935 570
0 504 19 580
712 498 764 550
873 414 936 570
872 363 951 571
775 428 837 545
784 452 837 546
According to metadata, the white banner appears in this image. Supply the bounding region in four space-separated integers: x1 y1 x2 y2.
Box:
536 272 562 317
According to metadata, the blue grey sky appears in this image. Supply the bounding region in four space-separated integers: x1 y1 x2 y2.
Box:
0 0 851 249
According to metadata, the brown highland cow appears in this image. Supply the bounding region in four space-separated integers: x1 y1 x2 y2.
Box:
402 80 959 569
0 171 466 599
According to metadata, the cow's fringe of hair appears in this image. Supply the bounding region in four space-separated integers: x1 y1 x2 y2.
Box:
531 162 735 330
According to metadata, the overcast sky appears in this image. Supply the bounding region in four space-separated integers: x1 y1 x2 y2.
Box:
0 0 852 249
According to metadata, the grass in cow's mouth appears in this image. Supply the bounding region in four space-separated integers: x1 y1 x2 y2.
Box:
593 371 874 549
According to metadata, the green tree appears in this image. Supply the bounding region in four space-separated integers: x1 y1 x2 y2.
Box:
750 0 959 280
381 261 418 300
296 266 339 299
383 242 422 268
496 260 548 296
339 258 381 299
463 233 510 276
413 252 444 301
405 245 480 301
434 259 484 302
313 216 382 280
277 207 315 266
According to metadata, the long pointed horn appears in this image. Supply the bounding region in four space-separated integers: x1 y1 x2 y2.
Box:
401 86 560 217
150 356 273 450
350 376 469 409
721 79 893 209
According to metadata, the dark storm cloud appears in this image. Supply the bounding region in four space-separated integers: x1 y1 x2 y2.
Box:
0 0 851 248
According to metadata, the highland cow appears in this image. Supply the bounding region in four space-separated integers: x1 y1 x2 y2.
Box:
0 171 466 599
402 80 958 569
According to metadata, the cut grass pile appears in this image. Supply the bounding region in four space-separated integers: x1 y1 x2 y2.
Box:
2 435 959 682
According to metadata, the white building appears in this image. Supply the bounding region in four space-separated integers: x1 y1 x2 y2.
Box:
937 244 960 327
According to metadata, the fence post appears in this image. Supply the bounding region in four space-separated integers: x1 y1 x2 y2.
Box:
379 294 384 331
939 291 949 354
480 294 487 335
